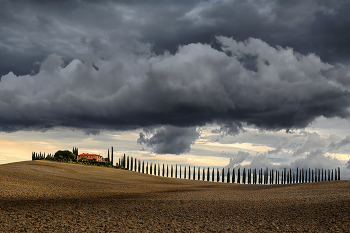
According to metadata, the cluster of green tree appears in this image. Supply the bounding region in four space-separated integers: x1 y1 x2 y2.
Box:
31 147 122 168
32 152 53 160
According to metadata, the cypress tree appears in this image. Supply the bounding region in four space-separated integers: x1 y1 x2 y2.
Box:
146 162 149 174
184 166 186 179
180 165 181 179
198 167 200 180
142 161 145 173
238 168 241 184
338 167 340 180
150 163 152 175
138 160 141 173
322 168 324 181
171 165 173 178
248 169 250 184
318 168 320 182
233 168 235 183
328 169 330 181
188 166 191 180
202 168 205 181
296 167 299 183
222 168 225 183
207 167 210 181
163 164 165 177
193 166 196 180
314 168 317 182
108 149 110 163
154 163 157 175
331 169 333 181
302 168 304 183
175 164 177 178
227 168 230 183
111 147 113 166
309 168 311 183
335 168 337 180
212 167 214 182
131 157 133 171
217 168 219 182
305 169 307 183
167 164 169 177
281 171 284 185
243 168 246 184
275 170 278 185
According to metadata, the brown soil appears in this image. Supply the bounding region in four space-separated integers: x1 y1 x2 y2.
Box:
0 160 349 232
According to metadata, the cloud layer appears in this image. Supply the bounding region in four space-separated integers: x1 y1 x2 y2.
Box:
1 37 349 135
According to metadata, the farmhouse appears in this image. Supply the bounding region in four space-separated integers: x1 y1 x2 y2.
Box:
77 153 104 162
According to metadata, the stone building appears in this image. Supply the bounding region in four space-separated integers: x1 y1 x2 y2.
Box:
77 153 104 162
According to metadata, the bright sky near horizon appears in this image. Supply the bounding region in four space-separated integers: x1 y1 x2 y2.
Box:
1 0 350 179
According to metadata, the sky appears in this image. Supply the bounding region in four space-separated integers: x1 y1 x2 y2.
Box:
1 0 350 179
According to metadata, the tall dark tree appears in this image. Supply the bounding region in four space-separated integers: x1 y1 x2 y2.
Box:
207 167 210 181
212 168 215 182
167 164 169 177
227 168 230 183
180 165 181 179
233 168 235 184
222 168 225 183
175 164 177 178
163 164 165 177
309 168 311 183
198 167 200 181
111 147 113 166
202 168 205 181
305 169 307 183
193 166 196 180
331 169 334 181
338 167 341 180
238 168 241 184
296 167 299 183
217 168 219 182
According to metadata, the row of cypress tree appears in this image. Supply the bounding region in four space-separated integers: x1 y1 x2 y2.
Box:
32 151 52 160
120 155 341 184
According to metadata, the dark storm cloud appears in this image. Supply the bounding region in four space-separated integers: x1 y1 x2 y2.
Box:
2 0 350 77
2 0 350 154
1 37 350 135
